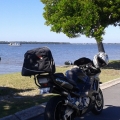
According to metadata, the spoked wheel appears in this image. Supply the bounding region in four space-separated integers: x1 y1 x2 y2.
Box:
44 96 75 120
92 88 104 115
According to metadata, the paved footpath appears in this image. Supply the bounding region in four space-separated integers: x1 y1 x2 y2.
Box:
31 83 120 120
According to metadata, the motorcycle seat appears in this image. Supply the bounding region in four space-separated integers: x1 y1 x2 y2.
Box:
53 73 74 90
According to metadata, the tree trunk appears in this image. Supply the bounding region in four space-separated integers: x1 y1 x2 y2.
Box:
96 41 105 52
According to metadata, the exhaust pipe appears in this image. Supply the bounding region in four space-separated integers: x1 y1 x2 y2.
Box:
65 100 79 111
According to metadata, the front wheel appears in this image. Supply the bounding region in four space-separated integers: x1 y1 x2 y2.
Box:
44 96 75 120
91 88 104 115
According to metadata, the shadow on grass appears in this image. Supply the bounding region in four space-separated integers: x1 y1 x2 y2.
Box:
0 87 34 96
0 86 54 118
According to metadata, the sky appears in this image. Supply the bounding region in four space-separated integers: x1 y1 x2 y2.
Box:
0 0 120 43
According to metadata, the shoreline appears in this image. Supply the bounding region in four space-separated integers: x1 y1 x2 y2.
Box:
0 42 120 44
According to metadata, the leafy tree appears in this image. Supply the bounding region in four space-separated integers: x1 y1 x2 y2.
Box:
40 0 120 52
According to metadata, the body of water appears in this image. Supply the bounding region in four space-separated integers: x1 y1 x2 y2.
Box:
0 43 120 74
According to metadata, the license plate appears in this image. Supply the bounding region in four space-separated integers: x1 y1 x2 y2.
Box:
38 77 49 84
40 87 50 94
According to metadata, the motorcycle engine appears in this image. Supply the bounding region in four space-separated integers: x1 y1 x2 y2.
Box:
79 97 90 108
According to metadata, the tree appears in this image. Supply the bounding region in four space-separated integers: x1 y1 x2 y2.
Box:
40 0 120 52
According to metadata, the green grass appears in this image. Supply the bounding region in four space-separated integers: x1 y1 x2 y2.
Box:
0 60 120 118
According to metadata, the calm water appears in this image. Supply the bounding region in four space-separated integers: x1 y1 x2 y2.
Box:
0 43 120 74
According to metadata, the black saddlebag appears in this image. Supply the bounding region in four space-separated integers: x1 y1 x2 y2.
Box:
21 46 55 76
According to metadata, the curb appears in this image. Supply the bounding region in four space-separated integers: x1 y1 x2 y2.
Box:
100 78 120 90
1 78 120 120
0 103 46 120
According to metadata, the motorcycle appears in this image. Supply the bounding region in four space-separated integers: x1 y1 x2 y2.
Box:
33 57 104 120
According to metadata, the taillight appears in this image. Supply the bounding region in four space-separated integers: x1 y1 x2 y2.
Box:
37 77 50 94
42 83 48 87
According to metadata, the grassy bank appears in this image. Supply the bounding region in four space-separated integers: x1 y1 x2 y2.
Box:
0 60 120 118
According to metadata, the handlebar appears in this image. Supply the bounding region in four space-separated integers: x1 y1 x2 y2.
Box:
78 63 92 69
65 58 101 75
78 63 101 75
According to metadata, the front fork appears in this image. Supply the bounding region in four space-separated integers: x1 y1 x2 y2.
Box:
93 78 102 101
91 76 100 93
89 76 101 101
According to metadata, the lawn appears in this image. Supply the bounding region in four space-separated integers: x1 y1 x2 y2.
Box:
0 60 120 118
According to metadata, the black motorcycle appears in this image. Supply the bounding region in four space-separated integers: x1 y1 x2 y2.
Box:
33 58 103 120
21 47 104 120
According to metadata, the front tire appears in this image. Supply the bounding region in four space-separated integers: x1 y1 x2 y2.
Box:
44 96 75 120
91 88 104 115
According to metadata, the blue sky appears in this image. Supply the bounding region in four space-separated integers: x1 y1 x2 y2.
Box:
0 0 120 43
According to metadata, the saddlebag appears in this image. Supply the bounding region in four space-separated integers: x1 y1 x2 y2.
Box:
21 46 55 76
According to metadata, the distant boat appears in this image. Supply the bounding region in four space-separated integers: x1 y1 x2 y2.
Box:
8 42 21 46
